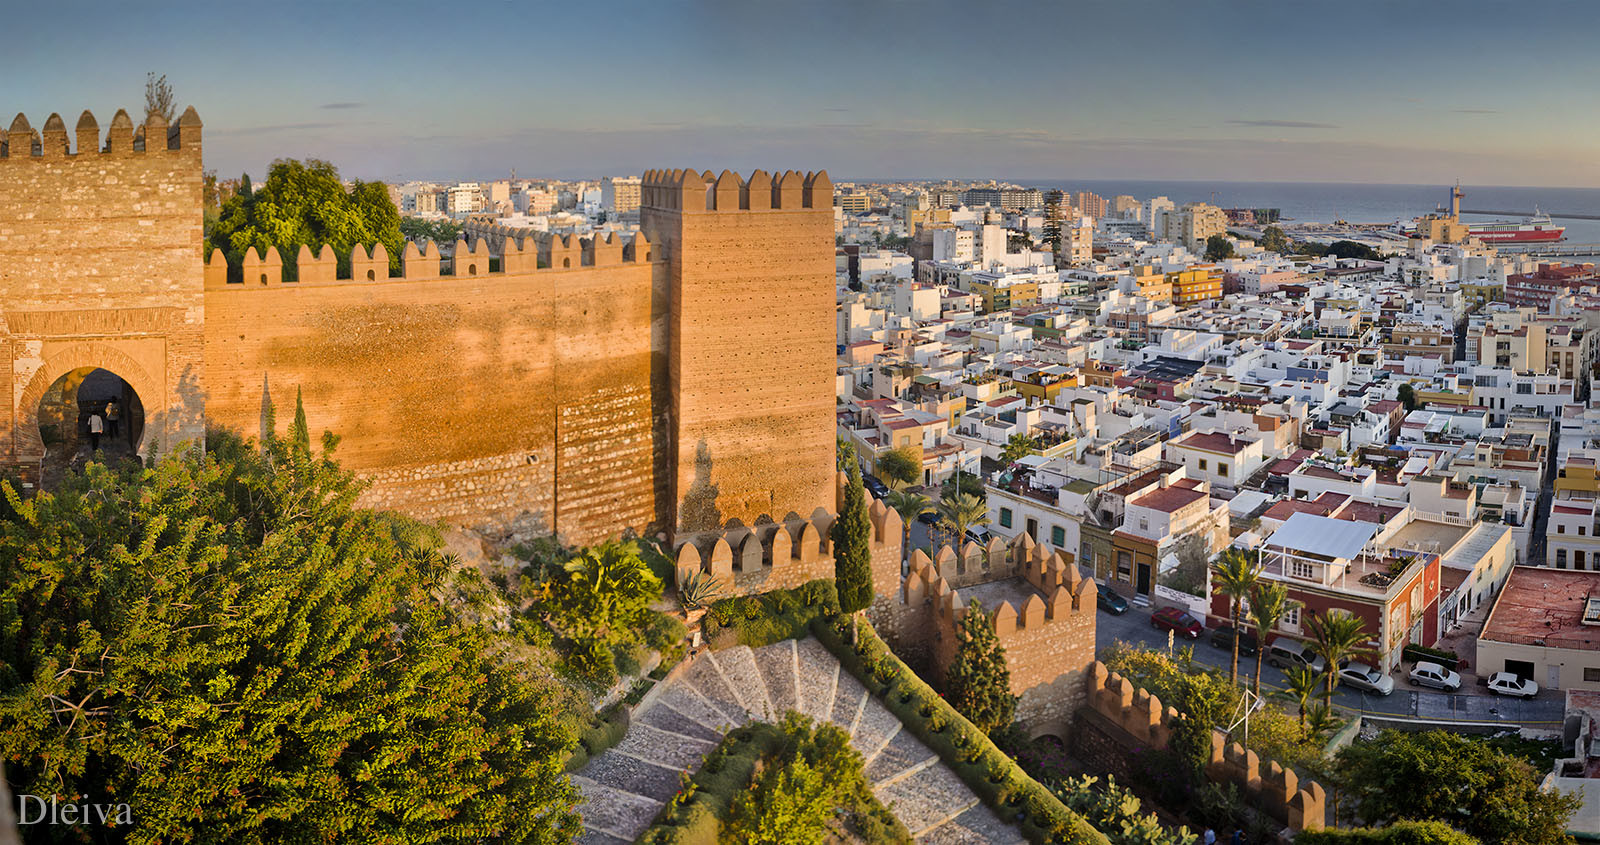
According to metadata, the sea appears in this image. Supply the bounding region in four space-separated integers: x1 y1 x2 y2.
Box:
1023 180 1600 246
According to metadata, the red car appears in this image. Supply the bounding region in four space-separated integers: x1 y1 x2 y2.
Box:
1150 606 1203 639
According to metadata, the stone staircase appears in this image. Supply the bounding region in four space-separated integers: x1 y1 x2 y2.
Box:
575 637 1027 844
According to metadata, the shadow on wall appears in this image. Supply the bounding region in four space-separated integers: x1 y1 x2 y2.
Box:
679 439 720 533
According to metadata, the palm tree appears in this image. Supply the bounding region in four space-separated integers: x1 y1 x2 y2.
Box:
1245 580 1297 700
1279 665 1320 727
553 541 663 643
937 491 989 549
1308 612 1371 707
884 487 933 560
1000 432 1039 464
1211 548 1261 687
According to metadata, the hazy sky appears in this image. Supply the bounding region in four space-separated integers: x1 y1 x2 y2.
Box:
8 0 1600 185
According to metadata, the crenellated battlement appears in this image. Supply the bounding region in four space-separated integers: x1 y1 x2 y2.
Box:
1082 661 1327 830
905 533 1096 635
0 107 200 159
203 228 656 289
640 168 832 212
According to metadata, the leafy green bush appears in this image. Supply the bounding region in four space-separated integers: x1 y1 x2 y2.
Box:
1051 774 1195 845
1401 643 1461 668
814 617 1109 845
702 579 839 649
1294 821 1479 844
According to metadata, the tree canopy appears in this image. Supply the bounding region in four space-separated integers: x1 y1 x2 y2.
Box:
0 412 579 842
399 217 463 247
874 446 920 489
1331 730 1579 844
832 460 874 619
206 158 405 280
1259 225 1290 254
944 602 1015 735
1204 234 1235 262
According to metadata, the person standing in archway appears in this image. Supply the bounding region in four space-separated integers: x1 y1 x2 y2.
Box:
105 398 121 440
88 411 104 453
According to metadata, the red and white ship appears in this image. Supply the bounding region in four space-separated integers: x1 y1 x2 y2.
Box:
1467 209 1565 244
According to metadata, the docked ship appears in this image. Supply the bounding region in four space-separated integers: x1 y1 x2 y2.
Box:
1465 210 1565 244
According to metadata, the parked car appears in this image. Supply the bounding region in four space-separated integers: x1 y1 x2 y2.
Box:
1486 671 1539 699
1337 661 1395 696
1408 660 1462 691
964 525 990 546
1209 625 1258 656
1097 588 1129 615
862 474 890 498
1150 606 1203 639
916 510 940 525
1266 639 1328 674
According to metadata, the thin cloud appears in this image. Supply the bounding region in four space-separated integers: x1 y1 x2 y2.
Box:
320 102 364 110
210 122 338 135
1226 119 1338 129
1453 108 1499 114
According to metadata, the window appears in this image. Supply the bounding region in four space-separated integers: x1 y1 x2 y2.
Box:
1579 551 1588 570
1559 524 1567 534
999 508 1013 529
1291 559 1316 579
1558 549 1569 568
1283 605 1301 630
1198 458 1208 471
1052 525 1066 547
1117 551 1132 580
1218 462 1229 478
1081 542 1094 568
1586 667 1600 683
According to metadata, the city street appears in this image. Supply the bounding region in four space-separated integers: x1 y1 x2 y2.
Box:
1094 599 1566 730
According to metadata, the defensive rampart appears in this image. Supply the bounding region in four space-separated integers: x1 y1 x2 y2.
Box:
1080 662 1327 831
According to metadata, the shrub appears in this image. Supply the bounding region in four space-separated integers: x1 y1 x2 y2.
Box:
1401 643 1461 668
702 580 839 650
1294 821 1479 844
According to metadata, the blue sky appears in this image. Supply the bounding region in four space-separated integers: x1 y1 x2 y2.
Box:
7 0 1599 185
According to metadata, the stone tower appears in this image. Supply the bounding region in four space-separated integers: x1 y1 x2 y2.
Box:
0 107 207 480
640 169 836 537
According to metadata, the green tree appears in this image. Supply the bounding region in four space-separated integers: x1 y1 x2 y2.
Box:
1210 548 1260 687
0 423 579 842
1259 225 1290 254
1397 383 1420 411
1051 774 1196 845
884 487 933 557
724 714 865 845
399 216 462 246
207 158 405 279
545 541 663 646
1204 234 1235 262
936 491 989 548
1278 665 1320 727
1331 730 1580 844
941 470 984 500
833 460 874 643
1308 613 1371 707
1245 580 1297 699
1001 432 1040 464
875 446 920 489
837 435 858 472
944 602 1016 735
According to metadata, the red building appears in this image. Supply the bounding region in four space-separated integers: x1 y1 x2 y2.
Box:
1505 263 1599 310
1209 511 1441 671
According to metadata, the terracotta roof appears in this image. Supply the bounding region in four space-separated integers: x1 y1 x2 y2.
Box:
1481 566 1600 650
1130 484 1209 514
1179 431 1252 455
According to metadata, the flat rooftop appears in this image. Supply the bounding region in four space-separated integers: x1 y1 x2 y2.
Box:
957 577 1045 616
1480 566 1600 650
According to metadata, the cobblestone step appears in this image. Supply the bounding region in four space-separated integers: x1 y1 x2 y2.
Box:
575 828 634 845
682 655 750 727
795 637 841 723
923 803 1030 845
708 645 774 721
831 669 869 736
850 696 904 763
752 640 799 716
864 728 938 786
572 774 666 842
654 681 742 734
612 722 716 772
874 761 987 839
636 701 723 744
578 751 684 798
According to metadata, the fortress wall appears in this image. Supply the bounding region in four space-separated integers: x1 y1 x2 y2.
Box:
641 169 836 536
0 109 206 466
201 250 662 544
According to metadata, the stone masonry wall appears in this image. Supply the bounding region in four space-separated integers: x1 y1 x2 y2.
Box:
0 108 206 473
201 235 662 545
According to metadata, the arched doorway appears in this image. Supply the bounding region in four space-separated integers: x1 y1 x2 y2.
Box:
36 366 146 477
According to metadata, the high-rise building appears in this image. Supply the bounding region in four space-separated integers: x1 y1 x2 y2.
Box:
447 183 483 216
962 187 1042 211
1144 196 1175 239
837 193 871 213
1166 202 1227 253
601 176 642 214
1062 216 1094 265
1072 191 1107 219
1111 195 1141 218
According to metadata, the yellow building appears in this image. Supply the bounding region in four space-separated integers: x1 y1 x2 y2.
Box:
1460 280 1503 306
1556 457 1600 500
969 278 1040 312
1168 267 1223 304
1132 265 1172 302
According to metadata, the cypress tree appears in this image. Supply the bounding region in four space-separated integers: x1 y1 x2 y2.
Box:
832 459 873 642
945 601 1016 735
